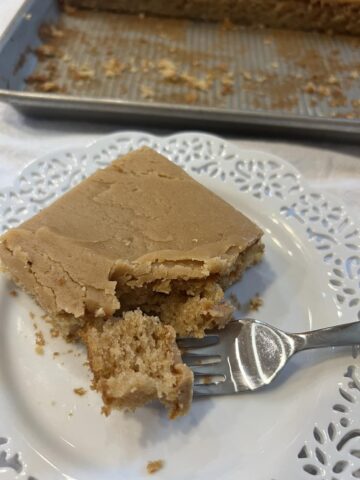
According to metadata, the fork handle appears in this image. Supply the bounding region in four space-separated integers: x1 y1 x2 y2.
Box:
291 321 360 352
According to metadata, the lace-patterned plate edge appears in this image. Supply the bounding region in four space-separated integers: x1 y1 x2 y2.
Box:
0 131 359 480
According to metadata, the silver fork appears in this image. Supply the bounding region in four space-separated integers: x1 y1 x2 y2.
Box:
178 319 360 396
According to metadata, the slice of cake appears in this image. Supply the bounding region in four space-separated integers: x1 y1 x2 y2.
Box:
0 146 263 339
62 0 360 35
82 310 193 418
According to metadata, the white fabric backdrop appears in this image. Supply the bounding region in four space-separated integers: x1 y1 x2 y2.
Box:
0 1 359 218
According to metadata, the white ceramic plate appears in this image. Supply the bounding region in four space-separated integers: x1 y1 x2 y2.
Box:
0 132 359 480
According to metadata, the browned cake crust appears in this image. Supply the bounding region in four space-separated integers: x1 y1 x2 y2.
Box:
63 0 360 35
82 310 193 418
0 147 263 339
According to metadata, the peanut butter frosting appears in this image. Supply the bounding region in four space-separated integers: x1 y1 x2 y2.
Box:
0 147 262 328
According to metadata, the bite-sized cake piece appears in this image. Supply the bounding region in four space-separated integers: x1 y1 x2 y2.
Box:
0 146 263 338
63 0 360 35
82 310 193 418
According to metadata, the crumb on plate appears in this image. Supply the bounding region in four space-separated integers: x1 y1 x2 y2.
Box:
248 294 263 311
35 345 44 356
35 330 45 346
50 327 60 338
73 387 87 396
147 460 164 474
101 405 112 416
35 330 45 355
229 293 242 311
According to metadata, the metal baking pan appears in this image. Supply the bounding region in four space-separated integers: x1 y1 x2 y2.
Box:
0 0 359 139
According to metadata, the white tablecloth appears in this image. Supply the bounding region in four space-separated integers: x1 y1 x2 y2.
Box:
1 1 359 219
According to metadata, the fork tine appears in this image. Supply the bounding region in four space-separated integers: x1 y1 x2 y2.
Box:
193 373 226 385
177 334 219 350
181 353 221 366
193 382 250 396
193 384 225 396
191 362 225 376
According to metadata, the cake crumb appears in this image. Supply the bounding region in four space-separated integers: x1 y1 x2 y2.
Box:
29 311 35 320
248 294 263 311
140 59 153 73
40 24 64 39
35 44 56 59
140 85 155 100
35 345 44 356
229 293 242 311
62 53 72 63
9 290 18 297
35 329 45 354
62 3 77 14
147 460 164 474
328 74 339 85
103 58 126 77
74 387 87 396
51 400 56 406
26 73 50 85
221 72 234 95
158 59 178 82
181 73 211 91
69 64 95 81
157 59 212 91
101 405 112 416
35 330 45 346
53 352 60 357
184 92 198 104
50 327 60 338
38 81 62 93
